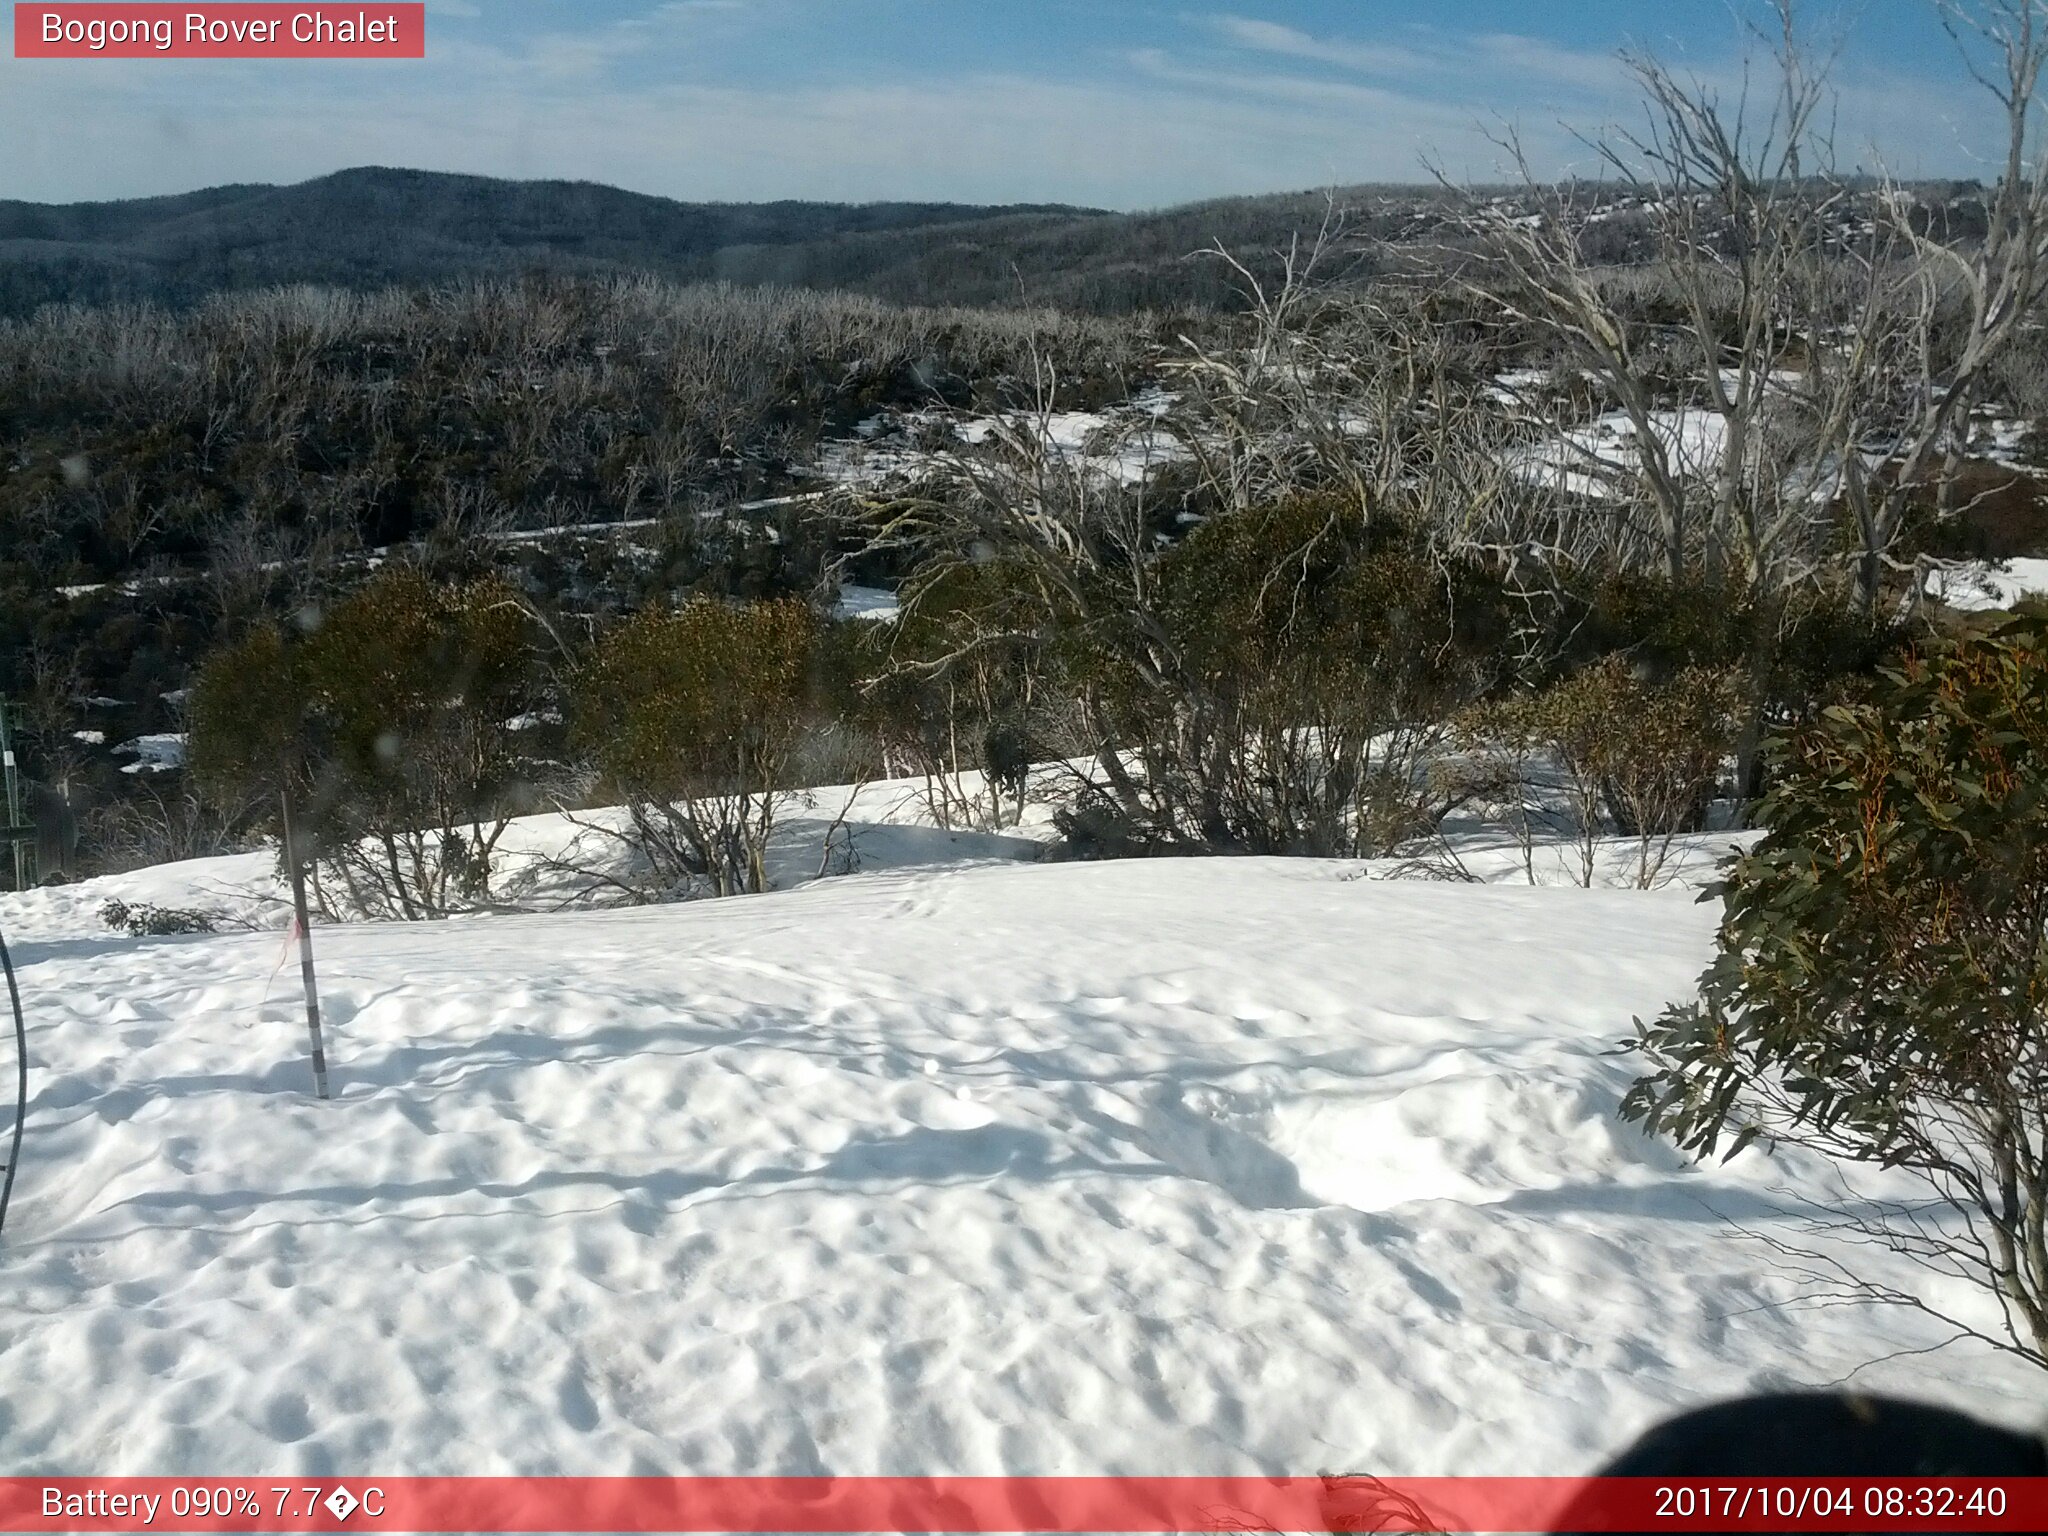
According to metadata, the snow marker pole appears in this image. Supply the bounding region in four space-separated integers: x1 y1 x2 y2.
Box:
0 917 25 1237
279 787 331 1100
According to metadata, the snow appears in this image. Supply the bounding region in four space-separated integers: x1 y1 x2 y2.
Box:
1511 409 1730 501
1964 410 2042 472
1484 367 1551 405
70 730 104 746
1040 410 1111 453
486 516 661 544
478 496 826 545
1 796 2038 1476
981 405 1183 487
1924 557 2048 611
1714 367 1805 394
832 584 901 623
1501 371 1841 501
112 732 185 775
812 429 948 490
813 393 1186 493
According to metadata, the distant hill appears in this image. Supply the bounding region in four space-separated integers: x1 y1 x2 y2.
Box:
0 166 1107 316
0 166 1444 318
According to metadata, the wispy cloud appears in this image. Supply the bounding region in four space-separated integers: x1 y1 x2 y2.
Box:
1201 16 1442 79
1469 34 1626 94
1203 12 1624 100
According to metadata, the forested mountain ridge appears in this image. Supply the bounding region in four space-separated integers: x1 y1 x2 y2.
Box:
0 166 1461 317
0 166 1108 316
31 166 1983 320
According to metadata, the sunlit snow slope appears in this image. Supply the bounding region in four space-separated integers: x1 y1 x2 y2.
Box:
0 856 2038 1474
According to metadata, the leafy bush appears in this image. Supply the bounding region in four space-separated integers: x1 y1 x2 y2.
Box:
1057 499 1503 858
1540 571 1898 802
1624 616 2048 1367
853 561 1056 830
188 568 545 918
185 624 306 808
1561 570 1752 677
573 598 824 898
1467 657 1742 887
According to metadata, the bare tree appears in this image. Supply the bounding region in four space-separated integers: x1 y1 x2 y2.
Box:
1453 4 1860 592
1446 0 2048 808
1841 0 2048 606
858 270 1501 858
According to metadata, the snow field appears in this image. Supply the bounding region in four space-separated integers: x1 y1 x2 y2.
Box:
2 848 2041 1477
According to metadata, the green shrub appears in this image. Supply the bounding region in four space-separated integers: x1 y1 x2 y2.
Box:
185 623 304 804
188 567 542 918
854 561 1056 829
99 899 221 937
573 598 823 897
1467 657 1742 886
1624 615 2048 1367
1057 498 1503 858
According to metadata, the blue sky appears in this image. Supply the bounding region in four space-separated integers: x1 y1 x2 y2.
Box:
0 1 2012 207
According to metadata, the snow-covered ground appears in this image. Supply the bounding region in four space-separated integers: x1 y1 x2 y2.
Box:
0 799 2040 1476
812 391 1184 494
112 732 186 776
832 584 902 623
1964 409 2043 473
1924 556 2048 612
1509 408 1730 501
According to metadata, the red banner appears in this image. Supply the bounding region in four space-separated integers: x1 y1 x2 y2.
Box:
1 1476 2044 1533
12 5 425 58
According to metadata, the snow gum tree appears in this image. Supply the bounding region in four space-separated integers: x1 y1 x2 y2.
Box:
1060 495 1499 857
1462 656 1744 888
853 560 1054 832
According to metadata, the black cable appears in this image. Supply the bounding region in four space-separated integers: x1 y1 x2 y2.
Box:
0 917 24 1238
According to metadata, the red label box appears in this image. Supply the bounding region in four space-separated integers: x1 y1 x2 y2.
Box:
13 4 425 58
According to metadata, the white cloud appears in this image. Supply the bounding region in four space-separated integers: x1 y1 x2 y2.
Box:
1203 12 1623 99
1202 16 1441 79
1469 34 1626 95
